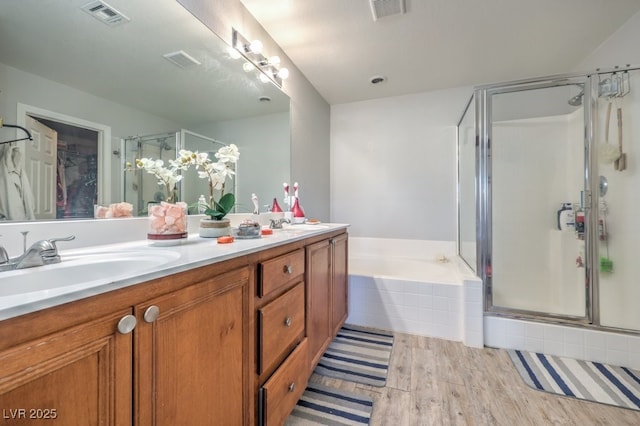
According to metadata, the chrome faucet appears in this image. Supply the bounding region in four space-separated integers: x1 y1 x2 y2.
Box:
0 235 75 272
269 218 291 229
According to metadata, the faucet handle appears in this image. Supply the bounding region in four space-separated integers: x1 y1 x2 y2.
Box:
49 235 76 244
34 236 75 256
48 235 75 252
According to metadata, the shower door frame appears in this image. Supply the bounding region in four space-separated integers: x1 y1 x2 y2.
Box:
474 72 598 326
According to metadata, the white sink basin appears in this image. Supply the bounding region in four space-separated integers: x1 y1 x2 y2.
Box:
0 249 180 299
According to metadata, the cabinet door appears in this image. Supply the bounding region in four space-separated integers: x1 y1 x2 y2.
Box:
135 267 250 426
331 233 349 335
306 239 332 370
0 309 133 425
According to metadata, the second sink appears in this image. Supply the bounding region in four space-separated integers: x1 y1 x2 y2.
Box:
0 249 180 299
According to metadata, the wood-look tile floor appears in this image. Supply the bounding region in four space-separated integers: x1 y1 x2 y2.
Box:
308 333 640 425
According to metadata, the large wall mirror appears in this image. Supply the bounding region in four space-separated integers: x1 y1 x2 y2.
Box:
0 0 290 221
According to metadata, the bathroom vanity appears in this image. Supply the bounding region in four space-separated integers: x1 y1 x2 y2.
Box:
0 225 348 425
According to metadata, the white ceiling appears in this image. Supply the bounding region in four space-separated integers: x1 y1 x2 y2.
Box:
241 0 640 105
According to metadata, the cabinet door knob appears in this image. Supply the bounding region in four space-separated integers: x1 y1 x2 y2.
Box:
283 265 293 274
117 315 137 334
144 305 160 323
284 316 292 327
288 383 296 393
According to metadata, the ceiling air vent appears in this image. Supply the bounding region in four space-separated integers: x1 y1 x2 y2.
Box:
369 0 406 21
81 1 130 26
163 51 202 68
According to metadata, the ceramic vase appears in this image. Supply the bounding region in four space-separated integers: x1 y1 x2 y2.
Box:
199 218 231 238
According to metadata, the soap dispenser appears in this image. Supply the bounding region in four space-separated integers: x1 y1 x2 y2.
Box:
197 195 207 214
557 203 574 231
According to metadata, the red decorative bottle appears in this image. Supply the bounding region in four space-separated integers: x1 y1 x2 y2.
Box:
291 198 305 218
271 197 283 212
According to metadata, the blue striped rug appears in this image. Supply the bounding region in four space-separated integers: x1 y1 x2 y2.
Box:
285 382 373 425
314 325 394 387
509 349 640 411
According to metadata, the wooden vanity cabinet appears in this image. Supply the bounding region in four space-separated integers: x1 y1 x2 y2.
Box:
257 230 349 424
306 233 349 372
0 263 250 426
0 228 348 426
134 267 250 426
306 238 332 370
255 248 307 425
330 233 349 335
0 308 134 425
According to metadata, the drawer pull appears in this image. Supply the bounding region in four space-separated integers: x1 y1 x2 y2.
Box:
117 315 137 334
144 305 160 323
283 264 293 274
288 383 296 393
284 316 292 327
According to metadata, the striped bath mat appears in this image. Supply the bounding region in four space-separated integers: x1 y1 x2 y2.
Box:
286 382 373 425
314 325 394 387
509 349 640 411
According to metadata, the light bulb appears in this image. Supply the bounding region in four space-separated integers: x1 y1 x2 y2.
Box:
268 56 281 67
259 73 271 83
228 47 241 59
242 62 254 72
248 40 263 54
276 67 289 80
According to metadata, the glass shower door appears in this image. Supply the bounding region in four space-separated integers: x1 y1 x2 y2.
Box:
597 68 640 332
486 81 589 319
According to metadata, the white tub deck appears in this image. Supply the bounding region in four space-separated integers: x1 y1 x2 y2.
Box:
346 238 483 348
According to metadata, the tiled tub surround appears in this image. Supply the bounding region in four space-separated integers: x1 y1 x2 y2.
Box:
346 238 483 348
484 316 640 370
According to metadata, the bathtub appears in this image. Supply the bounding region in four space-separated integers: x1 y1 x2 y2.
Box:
346 238 483 348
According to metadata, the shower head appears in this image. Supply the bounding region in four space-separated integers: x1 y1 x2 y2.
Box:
568 83 585 106
568 91 584 106
158 138 173 151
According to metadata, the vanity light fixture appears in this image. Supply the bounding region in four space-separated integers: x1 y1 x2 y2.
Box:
232 28 289 87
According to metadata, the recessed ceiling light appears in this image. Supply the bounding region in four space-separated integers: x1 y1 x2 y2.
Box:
370 75 386 84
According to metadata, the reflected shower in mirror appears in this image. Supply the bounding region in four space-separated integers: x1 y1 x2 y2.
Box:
0 0 290 221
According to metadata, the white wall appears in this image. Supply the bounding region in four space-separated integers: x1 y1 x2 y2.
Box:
576 10 640 71
193 112 290 213
330 87 471 240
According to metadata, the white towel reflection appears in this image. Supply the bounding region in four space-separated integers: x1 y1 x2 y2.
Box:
0 143 36 220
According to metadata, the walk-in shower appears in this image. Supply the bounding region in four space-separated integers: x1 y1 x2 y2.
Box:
457 65 640 338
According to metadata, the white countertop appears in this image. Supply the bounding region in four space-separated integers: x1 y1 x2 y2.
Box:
0 224 348 321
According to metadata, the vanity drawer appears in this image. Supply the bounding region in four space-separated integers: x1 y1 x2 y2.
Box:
259 282 305 374
260 338 308 426
259 248 305 297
